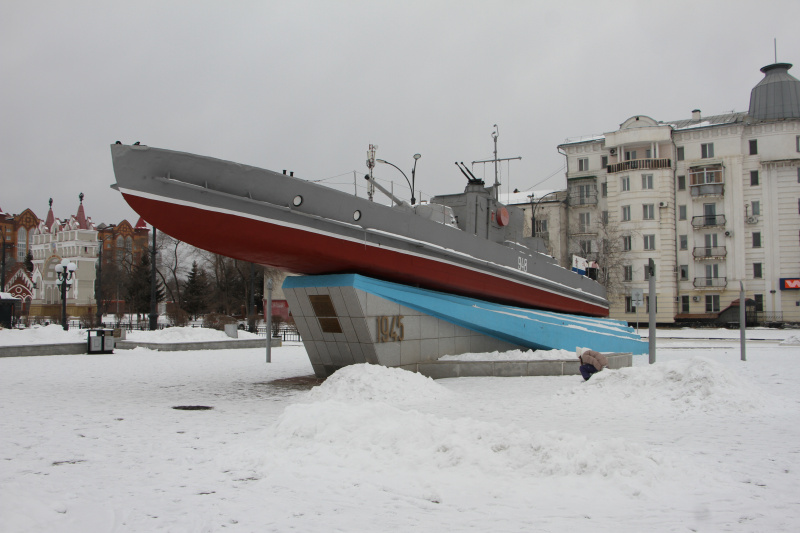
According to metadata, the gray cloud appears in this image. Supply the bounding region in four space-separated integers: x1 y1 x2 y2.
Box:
2 0 798 224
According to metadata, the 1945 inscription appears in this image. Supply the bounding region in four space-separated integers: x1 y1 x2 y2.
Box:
376 315 405 343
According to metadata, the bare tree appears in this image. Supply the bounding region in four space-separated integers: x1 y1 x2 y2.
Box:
155 232 190 308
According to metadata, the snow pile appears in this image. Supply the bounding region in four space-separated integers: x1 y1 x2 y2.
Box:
126 326 260 343
439 348 576 361
244 363 668 494
262 400 666 482
558 357 776 413
0 324 87 345
779 334 800 346
305 363 451 405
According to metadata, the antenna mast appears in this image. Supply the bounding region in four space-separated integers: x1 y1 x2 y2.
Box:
366 144 377 201
472 124 521 201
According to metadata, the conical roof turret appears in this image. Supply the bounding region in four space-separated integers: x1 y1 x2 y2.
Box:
748 63 800 120
44 198 55 230
75 193 89 229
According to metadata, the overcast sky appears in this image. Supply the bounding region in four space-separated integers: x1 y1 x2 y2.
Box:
2 0 799 226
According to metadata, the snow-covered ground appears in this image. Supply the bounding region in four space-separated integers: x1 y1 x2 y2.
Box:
0 325 261 346
1 328 799 532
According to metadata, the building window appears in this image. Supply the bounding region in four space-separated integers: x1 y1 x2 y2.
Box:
752 200 760 216
750 170 759 186
643 204 655 220
625 150 637 161
677 146 684 161
579 240 593 254
623 235 632 251
17 227 27 262
643 234 655 250
754 262 763 279
601 181 607 197
681 295 690 313
622 205 631 221
680 234 688 250
679 205 687 220
677 175 686 190
623 265 633 281
579 212 591 232
641 174 654 190
625 296 634 313
602 210 609 225
753 232 762 248
535 219 548 234
621 176 630 192
644 265 653 281
578 158 589 171
754 294 764 312
601 156 608 169
680 264 689 280
706 294 720 313
749 139 758 155
701 143 715 159
796 135 799 152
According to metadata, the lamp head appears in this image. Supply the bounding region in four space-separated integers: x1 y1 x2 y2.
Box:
68 262 77 272
55 264 64 274
413 153 421 160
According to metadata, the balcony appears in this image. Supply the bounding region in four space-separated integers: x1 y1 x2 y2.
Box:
692 246 727 259
691 214 726 229
568 192 598 206
606 158 671 174
689 167 724 197
693 276 727 289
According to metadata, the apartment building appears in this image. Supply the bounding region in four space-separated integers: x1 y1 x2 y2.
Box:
553 62 800 324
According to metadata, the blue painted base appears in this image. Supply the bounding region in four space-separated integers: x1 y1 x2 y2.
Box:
283 274 647 355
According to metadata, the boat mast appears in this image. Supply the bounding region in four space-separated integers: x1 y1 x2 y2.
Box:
366 144 377 201
472 124 521 201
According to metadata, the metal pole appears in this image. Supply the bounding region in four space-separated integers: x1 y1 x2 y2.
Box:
248 262 255 333
740 281 746 362
149 226 157 330
266 277 273 363
61 275 68 330
96 244 103 327
1 237 6 292
648 258 656 364
492 125 499 200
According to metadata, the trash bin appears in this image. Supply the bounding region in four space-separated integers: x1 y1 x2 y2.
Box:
87 329 115 354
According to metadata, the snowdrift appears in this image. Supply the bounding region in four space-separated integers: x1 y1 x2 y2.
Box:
557 357 779 413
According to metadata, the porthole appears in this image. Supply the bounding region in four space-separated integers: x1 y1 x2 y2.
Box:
353 210 362 221
292 195 303 207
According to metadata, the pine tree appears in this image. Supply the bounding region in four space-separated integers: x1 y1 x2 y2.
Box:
181 261 209 319
125 253 165 316
25 250 34 273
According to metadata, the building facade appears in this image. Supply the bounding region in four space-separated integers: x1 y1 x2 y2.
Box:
552 63 800 324
2 195 151 322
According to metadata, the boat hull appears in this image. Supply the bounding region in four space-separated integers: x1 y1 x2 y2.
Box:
111 144 609 317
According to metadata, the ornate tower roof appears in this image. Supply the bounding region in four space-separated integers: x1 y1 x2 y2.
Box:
748 63 800 121
44 198 55 230
75 192 89 230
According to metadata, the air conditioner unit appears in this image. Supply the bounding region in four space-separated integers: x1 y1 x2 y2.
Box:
724 230 732 237
692 296 700 302
746 216 758 224
659 201 667 208
609 148 617 155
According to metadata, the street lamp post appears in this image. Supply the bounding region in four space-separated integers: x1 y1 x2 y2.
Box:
376 154 422 205
529 191 561 237
55 258 77 331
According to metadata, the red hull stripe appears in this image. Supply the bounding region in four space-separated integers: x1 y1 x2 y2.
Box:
122 191 608 317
